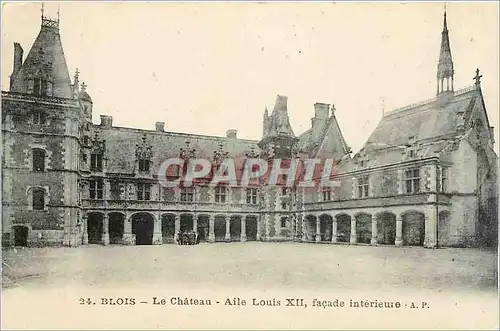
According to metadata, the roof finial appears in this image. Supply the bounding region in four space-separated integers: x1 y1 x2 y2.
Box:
81 82 87 91
41 2 44 19
443 3 448 32
57 5 60 22
474 68 482 86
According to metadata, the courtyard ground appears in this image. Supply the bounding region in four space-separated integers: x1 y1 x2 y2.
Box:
1 243 498 329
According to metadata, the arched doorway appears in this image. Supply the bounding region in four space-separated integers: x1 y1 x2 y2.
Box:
87 212 104 244
402 211 425 246
335 214 351 243
214 215 226 242
377 212 396 245
245 216 258 241
319 214 333 242
132 213 154 245
197 215 209 242
12 225 28 247
180 214 193 232
161 213 176 244
304 215 317 242
355 213 372 244
230 216 242 242
108 213 125 245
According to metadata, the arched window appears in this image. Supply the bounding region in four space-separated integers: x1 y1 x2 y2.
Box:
32 187 46 210
32 148 46 171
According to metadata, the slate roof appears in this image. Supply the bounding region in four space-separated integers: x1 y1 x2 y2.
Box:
10 18 73 99
92 126 261 175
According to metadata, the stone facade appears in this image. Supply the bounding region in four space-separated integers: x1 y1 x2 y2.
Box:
2 11 497 249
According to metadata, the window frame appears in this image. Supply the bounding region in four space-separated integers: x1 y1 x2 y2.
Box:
32 148 46 172
404 168 421 194
246 188 258 205
357 174 370 198
89 180 104 200
32 187 46 210
136 183 151 201
180 187 195 202
90 153 103 172
214 186 227 203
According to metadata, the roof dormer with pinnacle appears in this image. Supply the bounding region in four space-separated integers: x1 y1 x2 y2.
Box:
9 6 73 99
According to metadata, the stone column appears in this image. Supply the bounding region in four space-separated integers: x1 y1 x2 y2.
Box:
123 217 134 245
82 214 89 245
349 218 357 244
256 217 261 241
395 215 403 247
370 215 378 245
331 218 337 243
152 215 162 245
315 217 321 242
174 214 181 243
193 214 198 234
240 217 247 242
102 214 110 246
208 215 215 243
424 206 438 248
224 215 231 242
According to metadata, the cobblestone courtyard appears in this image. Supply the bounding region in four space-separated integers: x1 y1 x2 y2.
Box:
2 243 497 292
2 243 498 329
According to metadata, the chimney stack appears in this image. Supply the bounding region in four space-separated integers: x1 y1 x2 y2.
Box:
155 121 165 132
226 129 237 139
100 115 113 128
10 42 23 89
311 103 330 143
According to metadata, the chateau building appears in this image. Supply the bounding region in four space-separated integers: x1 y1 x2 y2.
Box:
2 10 497 248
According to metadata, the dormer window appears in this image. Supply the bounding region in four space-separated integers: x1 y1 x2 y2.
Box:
138 159 151 172
27 78 52 97
90 153 103 172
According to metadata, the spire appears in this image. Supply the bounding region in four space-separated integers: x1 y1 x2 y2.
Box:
262 95 295 140
437 6 454 95
73 68 80 94
10 7 72 98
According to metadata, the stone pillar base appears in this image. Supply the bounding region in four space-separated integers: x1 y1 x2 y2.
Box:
349 235 357 244
152 232 162 245
331 236 337 244
224 236 231 243
123 233 135 245
395 238 403 247
102 233 110 246
423 240 436 248
315 234 321 243
208 234 215 243
174 233 179 243
370 237 378 245
83 233 89 245
240 235 247 242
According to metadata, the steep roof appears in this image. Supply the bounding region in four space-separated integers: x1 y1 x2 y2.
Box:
365 86 477 149
10 17 73 98
93 126 260 175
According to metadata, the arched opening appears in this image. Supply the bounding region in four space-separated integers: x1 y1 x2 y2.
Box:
108 213 124 245
355 213 372 244
335 214 351 243
304 215 317 242
438 210 450 247
197 215 209 242
12 225 29 247
230 216 241 242
319 214 333 242
245 216 258 241
161 214 176 244
376 212 396 245
180 214 193 233
402 211 425 246
214 216 226 242
87 212 103 244
132 213 154 245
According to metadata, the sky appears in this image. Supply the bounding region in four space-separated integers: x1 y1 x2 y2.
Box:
1 2 498 153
